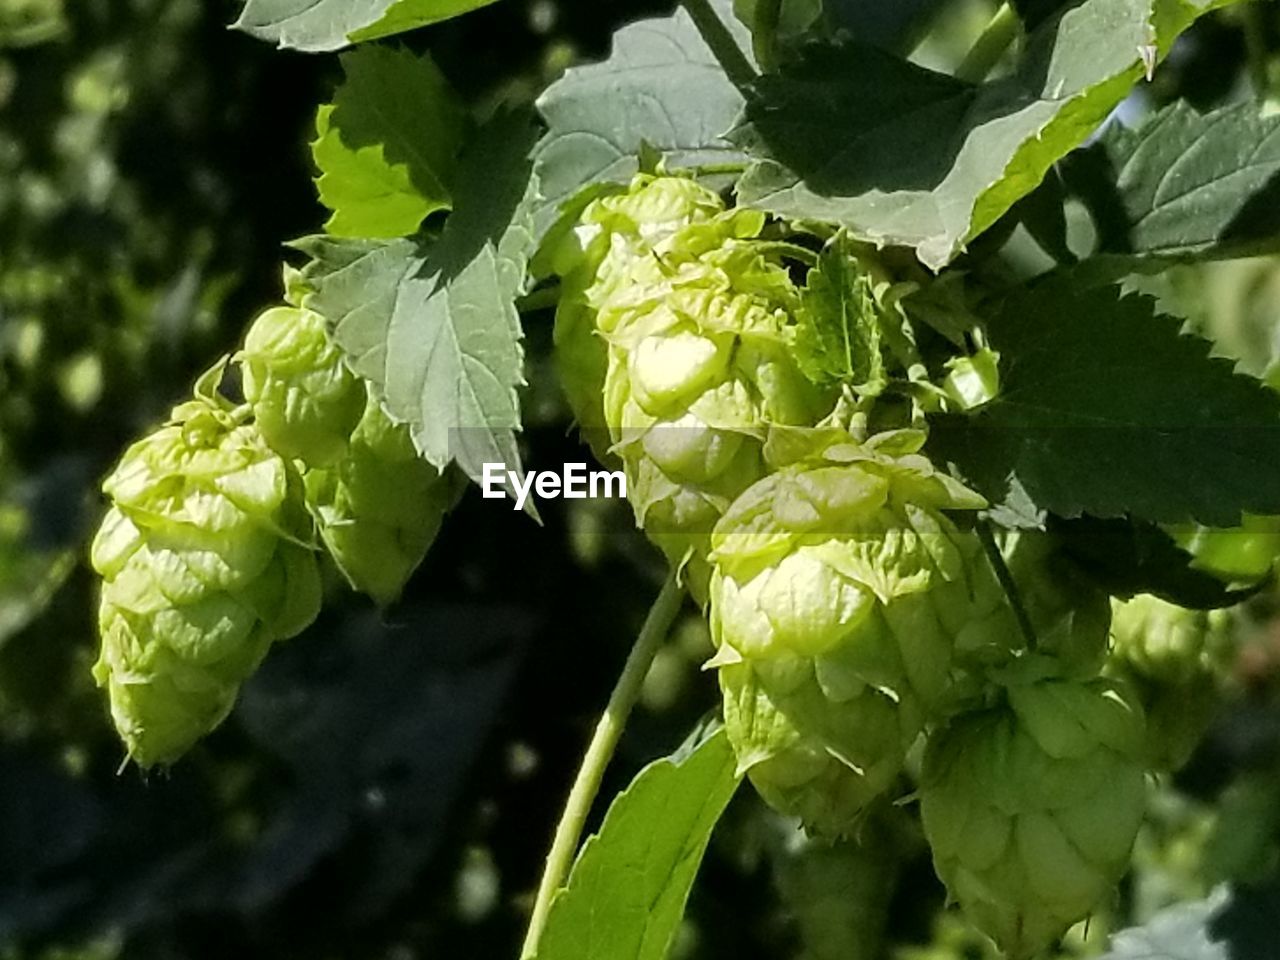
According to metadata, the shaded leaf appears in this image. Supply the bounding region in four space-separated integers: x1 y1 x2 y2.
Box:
532 2 750 239
233 0 498 52
300 112 538 493
795 238 883 389
534 728 740 960
733 0 1239 270
1063 100 1280 269
312 47 467 238
928 280 1280 527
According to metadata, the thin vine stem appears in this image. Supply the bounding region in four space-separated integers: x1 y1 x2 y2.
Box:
519 567 685 959
976 520 1039 650
751 0 782 72
955 2 1020 83
680 0 759 90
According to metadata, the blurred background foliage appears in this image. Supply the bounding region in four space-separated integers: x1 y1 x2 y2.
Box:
2 1 1280 959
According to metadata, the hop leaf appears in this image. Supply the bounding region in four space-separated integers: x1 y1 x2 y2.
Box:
90 394 320 766
240 305 366 467
303 389 459 606
920 677 1147 959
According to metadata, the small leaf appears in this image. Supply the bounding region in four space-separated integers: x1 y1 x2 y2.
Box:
733 0 1241 270
534 728 741 960
312 47 466 239
795 238 883 390
299 112 538 495
233 0 498 52
928 280 1280 527
1063 100 1280 269
532 1 750 240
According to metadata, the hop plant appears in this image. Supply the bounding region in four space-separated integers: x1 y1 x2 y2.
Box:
303 388 458 607
708 430 1018 835
555 174 832 600
1107 594 1235 770
920 674 1147 959
239 304 366 467
89 385 321 766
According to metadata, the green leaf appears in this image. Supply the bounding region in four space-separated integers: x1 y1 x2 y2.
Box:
534 728 741 960
311 47 467 239
1063 100 1280 268
733 0 1238 270
299 112 537 494
532 2 750 239
928 280 1280 527
233 0 498 52
795 238 883 390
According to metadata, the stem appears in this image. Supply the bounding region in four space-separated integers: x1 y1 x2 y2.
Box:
516 285 562 314
752 0 782 72
955 2 1020 83
976 521 1038 650
520 568 685 959
681 0 759 90
1243 2 1271 98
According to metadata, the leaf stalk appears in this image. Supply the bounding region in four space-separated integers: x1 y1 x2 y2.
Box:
681 0 759 90
519 567 685 959
955 2 1020 83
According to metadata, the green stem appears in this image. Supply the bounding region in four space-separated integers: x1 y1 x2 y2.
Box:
976 520 1038 650
1243 2 1271 98
519 568 685 959
681 0 759 90
752 0 782 72
955 2 1020 83
516 285 562 314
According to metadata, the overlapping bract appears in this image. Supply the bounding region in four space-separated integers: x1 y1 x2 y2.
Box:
90 290 460 765
708 433 1008 835
304 390 458 606
240 305 366 467
554 175 832 601
920 676 1147 960
241 301 457 606
1108 594 1234 770
90 394 321 766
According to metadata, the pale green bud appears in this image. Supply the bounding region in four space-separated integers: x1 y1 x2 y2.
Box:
303 390 458 606
920 677 1147 959
90 395 320 766
1107 594 1234 770
240 305 366 467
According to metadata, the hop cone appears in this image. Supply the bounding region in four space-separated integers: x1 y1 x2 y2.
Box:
995 532 1111 678
709 432 1013 835
555 175 832 601
240 305 366 467
303 389 457 606
920 676 1147 959
1108 594 1234 770
90 394 321 766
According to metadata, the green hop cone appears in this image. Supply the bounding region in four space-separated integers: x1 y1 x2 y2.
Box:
90 392 321 766
552 175 725 460
240 304 366 467
709 431 1012 834
1107 594 1234 770
920 676 1147 959
303 389 458 606
555 174 833 601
